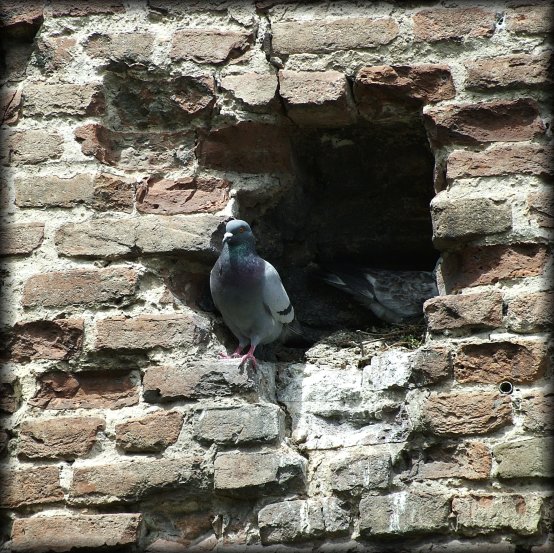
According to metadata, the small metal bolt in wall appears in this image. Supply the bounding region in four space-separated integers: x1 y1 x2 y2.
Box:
499 381 513 395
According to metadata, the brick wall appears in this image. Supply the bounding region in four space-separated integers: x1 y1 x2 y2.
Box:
1 1 552 552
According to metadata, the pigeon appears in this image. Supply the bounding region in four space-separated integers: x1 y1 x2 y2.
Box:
320 265 438 324
210 219 294 367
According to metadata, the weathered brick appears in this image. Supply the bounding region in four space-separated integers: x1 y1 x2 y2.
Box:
410 346 452 385
0 88 22 125
84 32 154 63
506 290 554 332
0 222 44 256
431 195 512 246
424 99 544 145
0 466 63 508
35 35 77 73
214 450 305 492
465 53 552 90
193 404 283 445
278 70 355 126
220 72 278 109
197 122 292 173
8 130 64 164
143 361 256 403
170 29 252 64
424 391 512 436
18 416 105 460
447 143 554 180
10 319 84 361
528 190 554 229
354 64 455 116
453 494 544 535
29 370 139 410
136 176 230 215
70 457 207 504
55 214 223 259
258 498 349 544
506 4 553 34
50 1 125 16
413 7 496 41
11 514 142 553
520 391 554 433
115 410 184 452
441 244 550 291
411 441 492 480
74 123 117 164
91 173 135 212
0 1 43 38
494 437 552 478
271 17 399 55
359 491 450 536
95 314 209 351
424 290 503 332
454 340 547 384
15 174 94 208
22 267 139 308
23 83 105 117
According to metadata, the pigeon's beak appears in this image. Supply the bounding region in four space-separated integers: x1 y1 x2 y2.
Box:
222 232 233 244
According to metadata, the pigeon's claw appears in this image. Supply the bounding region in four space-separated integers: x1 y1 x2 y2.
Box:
239 345 258 368
219 345 244 360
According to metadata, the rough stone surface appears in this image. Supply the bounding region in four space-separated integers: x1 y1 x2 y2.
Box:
143 362 257 403
84 32 154 63
0 222 44 255
271 17 399 54
494 437 553 478
424 392 512 436
15 174 94 208
506 4 553 34
0 466 63 508
454 340 547 384
22 267 139 307
413 7 496 41
18 417 105 460
23 83 105 116
30 371 139 410
115 410 184 452
8 130 64 164
424 99 544 145
520 391 554 434
410 346 452 385
0 88 22 124
220 72 278 108
528 190 554 229
424 290 503 331
10 514 142 553
359 491 450 536
453 494 544 535
193 404 283 445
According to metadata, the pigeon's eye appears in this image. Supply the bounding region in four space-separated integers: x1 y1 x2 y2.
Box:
239 227 245 233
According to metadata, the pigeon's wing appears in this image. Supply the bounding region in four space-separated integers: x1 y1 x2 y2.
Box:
262 261 294 324
320 270 379 311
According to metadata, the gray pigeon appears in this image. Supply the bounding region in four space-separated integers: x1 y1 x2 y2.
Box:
320 265 438 324
210 219 294 366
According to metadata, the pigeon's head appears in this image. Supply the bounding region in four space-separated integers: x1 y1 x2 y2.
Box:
223 219 255 245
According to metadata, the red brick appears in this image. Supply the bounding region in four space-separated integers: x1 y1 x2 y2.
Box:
170 29 252 64
9 129 64 164
447 143 554 180
22 267 139 308
424 99 544 145
413 7 496 42
410 346 452 385
50 1 125 16
0 466 63 508
115 410 184 452
0 2 43 39
278 70 355 126
411 441 492 480
23 83 105 117
136 176 230 215
220 72 278 109
519 391 554 433
0 222 44 256
197 122 292 173
74 123 116 164
441 243 550 291
29 370 139 410
11 514 142 553
454 340 547 384
271 17 399 55
84 32 154 63
465 53 552 90
506 4 553 34
95 314 209 351
18 416 105 460
10 319 84 361
424 391 512 436
425 290 503 331
70 457 206 504
507 290 554 332
528 190 554 228
91 173 135 212
0 88 22 125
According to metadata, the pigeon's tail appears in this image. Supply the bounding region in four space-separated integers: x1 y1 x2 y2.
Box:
280 318 315 347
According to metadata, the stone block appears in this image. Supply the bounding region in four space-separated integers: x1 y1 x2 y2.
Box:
9 130 64 164
220 72 278 109
84 32 154 63
15 174 94 208
528 190 554 229
506 4 552 34
363 349 412 390
0 222 44 256
329 447 391 492
0 466 63 508
413 7 496 41
22 83 105 116
410 346 452 385
494 438 553 478
520 391 554 434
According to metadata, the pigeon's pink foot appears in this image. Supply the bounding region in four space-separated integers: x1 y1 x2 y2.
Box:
239 345 258 368
219 345 244 360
